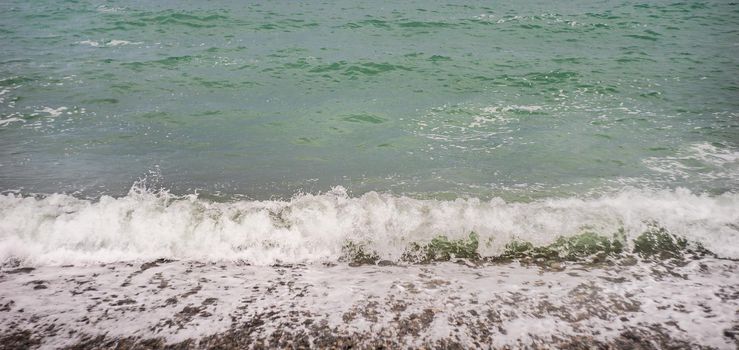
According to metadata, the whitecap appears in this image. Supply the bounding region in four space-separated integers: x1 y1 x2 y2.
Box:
0 184 736 266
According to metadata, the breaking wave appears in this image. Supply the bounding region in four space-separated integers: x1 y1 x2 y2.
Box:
0 183 736 266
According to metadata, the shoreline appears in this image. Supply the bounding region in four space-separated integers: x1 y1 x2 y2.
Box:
1 259 736 349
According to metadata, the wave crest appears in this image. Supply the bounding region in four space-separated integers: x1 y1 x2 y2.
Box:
0 185 736 265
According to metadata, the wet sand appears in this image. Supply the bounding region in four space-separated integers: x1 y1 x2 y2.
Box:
1 259 737 349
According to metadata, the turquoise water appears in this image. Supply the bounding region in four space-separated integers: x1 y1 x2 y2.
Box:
2 4 739 347
0 1 737 266
1 0 736 200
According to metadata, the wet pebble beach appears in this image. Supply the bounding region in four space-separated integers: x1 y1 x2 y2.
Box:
1 259 737 349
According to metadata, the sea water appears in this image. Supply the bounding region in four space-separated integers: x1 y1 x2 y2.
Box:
0 0 736 264
1 1 738 348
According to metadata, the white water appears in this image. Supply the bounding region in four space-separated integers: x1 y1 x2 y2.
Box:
0 185 737 266
1 260 737 349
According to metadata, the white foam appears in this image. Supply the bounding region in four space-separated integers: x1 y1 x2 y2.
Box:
644 142 739 181
0 115 23 126
689 142 739 166
414 104 524 153
76 40 141 47
0 185 736 266
0 260 735 349
76 40 100 47
34 106 68 117
501 105 544 113
107 40 141 47
96 5 125 13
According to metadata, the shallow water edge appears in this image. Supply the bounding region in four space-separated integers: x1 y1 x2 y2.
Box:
0 259 736 349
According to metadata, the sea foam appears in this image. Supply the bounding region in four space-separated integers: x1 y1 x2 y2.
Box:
0 185 736 266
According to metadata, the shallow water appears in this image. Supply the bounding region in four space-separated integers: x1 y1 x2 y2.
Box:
1 259 737 349
0 0 737 200
0 0 738 268
1 1 738 348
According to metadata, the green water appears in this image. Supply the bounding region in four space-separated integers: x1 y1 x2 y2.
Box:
0 0 737 199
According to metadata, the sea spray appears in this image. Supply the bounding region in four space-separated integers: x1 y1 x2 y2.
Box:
1 184 736 266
